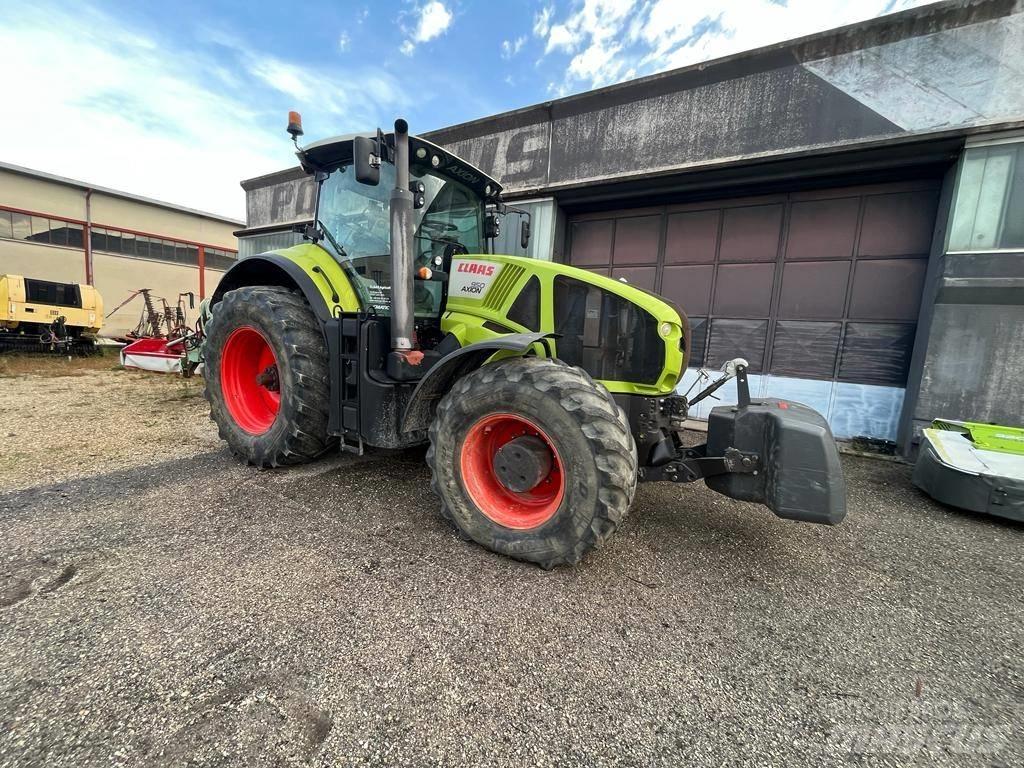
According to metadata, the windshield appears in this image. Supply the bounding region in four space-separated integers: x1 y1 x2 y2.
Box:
317 161 484 315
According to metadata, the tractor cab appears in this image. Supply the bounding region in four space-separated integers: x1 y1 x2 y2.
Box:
297 130 510 320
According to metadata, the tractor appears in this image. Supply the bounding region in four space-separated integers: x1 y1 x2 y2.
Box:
203 116 846 568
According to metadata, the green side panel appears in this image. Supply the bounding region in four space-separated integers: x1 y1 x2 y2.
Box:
932 419 1024 456
442 254 686 395
266 242 361 313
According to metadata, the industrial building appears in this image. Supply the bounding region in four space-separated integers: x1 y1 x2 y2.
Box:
0 163 240 336
238 0 1023 454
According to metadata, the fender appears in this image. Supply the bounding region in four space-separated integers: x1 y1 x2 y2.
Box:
401 332 555 434
211 253 334 325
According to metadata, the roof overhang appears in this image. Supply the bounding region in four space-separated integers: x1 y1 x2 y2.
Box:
299 132 502 199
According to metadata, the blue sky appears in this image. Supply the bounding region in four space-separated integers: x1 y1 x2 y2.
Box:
0 0 930 219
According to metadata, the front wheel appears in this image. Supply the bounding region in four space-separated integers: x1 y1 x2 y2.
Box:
204 286 333 467
427 357 637 568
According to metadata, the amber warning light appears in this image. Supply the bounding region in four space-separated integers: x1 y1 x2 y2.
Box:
287 111 304 140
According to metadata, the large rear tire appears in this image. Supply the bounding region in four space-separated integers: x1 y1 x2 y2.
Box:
427 357 637 568
204 286 333 467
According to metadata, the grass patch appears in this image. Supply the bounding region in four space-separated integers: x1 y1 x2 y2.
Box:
0 352 123 378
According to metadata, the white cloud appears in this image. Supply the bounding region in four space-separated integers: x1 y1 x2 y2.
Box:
249 58 314 102
501 36 527 59
0 4 408 219
401 1 454 55
538 0 638 85
533 5 554 37
545 23 578 53
535 0 936 93
338 32 350 51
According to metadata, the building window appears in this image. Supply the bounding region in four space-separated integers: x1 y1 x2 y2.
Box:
0 205 236 266
88 225 235 267
0 209 85 248
11 213 31 240
948 139 1024 251
204 247 237 270
29 216 51 244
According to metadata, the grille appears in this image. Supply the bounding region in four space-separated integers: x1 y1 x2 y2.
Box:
482 264 526 311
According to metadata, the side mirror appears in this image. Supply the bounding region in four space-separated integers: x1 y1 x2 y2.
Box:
520 218 531 250
353 135 380 186
484 214 500 239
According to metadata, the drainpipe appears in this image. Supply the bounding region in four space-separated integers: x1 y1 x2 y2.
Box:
84 188 94 285
198 245 206 299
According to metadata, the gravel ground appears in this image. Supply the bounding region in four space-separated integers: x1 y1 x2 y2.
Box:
0 366 219 491
0 367 1021 767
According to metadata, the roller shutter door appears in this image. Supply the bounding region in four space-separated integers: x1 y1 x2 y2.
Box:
566 181 939 440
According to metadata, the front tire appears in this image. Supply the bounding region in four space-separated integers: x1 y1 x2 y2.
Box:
427 357 637 568
204 286 333 467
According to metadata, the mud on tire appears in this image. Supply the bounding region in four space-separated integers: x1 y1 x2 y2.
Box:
204 286 334 467
426 356 637 568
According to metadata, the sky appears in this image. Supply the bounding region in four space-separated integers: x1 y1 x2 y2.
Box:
0 0 934 220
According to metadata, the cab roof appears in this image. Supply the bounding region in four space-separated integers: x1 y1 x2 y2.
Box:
300 132 502 200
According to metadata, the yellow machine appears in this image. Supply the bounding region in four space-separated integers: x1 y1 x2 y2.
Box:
0 274 103 353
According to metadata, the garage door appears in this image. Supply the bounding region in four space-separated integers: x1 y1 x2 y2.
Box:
566 181 939 440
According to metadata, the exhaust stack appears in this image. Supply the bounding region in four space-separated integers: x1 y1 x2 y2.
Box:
390 118 415 353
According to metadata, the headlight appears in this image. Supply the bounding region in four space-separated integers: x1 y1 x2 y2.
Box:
659 321 674 338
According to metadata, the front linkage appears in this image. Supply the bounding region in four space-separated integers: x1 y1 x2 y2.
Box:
621 359 847 526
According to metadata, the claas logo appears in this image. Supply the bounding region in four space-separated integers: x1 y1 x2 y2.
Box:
456 262 495 276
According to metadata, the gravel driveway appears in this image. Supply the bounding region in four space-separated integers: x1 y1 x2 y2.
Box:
0 367 1021 767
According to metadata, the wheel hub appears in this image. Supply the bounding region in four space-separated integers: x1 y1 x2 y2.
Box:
493 436 553 492
459 413 566 530
220 326 281 435
256 365 280 392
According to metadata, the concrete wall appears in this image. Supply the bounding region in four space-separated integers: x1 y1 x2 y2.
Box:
91 194 237 250
0 239 85 284
900 134 1024 448
241 168 316 232
2 171 86 221
902 250 1024 441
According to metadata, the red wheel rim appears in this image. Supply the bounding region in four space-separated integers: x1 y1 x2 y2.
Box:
220 326 281 435
460 413 565 530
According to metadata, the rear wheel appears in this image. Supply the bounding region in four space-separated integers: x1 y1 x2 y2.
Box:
204 286 333 467
427 357 637 568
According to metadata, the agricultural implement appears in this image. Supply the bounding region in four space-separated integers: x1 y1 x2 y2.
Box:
202 116 846 567
914 419 1024 522
111 289 208 375
0 274 103 354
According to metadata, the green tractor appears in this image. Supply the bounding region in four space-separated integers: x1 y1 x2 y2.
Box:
204 116 846 568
